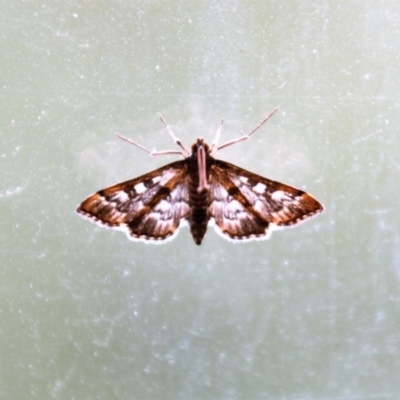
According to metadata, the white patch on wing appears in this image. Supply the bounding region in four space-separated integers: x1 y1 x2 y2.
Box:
271 190 292 202
253 182 266 194
134 182 147 194
113 191 129 202
157 199 173 212
253 200 266 214
159 169 177 185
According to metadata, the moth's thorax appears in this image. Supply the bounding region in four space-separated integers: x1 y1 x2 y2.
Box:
186 138 213 244
187 138 213 187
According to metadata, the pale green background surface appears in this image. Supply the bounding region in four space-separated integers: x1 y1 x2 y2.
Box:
1 1 400 399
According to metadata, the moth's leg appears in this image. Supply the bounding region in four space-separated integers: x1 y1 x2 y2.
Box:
158 115 191 157
115 132 153 153
210 119 224 156
115 133 185 158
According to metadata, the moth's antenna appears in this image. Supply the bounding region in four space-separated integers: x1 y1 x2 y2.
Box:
215 107 279 153
244 107 279 138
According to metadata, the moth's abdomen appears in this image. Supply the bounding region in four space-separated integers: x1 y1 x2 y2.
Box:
187 176 210 245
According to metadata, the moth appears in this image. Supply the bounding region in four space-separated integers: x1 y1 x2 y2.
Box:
77 108 324 245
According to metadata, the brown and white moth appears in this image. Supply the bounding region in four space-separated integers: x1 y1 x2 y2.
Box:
77 108 324 245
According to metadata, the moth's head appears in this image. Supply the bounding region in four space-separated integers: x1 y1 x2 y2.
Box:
191 138 211 156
